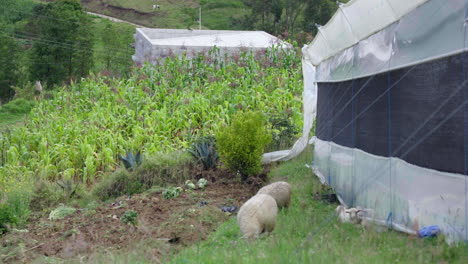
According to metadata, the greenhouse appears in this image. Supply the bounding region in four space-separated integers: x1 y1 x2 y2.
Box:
300 0 467 243
132 28 290 64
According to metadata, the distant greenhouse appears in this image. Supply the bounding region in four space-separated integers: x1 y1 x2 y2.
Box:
132 28 291 64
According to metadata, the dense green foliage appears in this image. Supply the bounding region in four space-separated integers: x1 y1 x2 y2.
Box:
0 25 24 102
0 0 135 103
0 47 301 184
0 0 35 25
84 0 340 42
242 0 341 37
30 0 94 86
216 111 272 181
94 20 134 77
0 98 35 114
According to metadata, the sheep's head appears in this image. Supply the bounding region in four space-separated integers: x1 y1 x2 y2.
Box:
344 208 362 224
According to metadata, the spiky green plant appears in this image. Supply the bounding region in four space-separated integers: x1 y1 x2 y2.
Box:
188 136 219 170
119 150 143 171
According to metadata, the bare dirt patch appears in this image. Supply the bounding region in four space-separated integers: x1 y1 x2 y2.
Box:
0 169 263 263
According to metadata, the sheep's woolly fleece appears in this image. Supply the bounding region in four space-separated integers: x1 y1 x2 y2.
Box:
257 181 292 208
237 194 278 239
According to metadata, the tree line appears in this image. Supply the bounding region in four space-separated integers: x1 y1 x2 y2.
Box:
240 0 343 42
0 0 134 103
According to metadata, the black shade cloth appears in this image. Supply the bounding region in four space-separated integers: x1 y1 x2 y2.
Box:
316 52 467 175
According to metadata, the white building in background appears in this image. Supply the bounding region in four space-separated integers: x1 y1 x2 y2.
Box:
132 28 291 64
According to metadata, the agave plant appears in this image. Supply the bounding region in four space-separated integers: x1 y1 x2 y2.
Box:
119 150 143 171
188 136 219 170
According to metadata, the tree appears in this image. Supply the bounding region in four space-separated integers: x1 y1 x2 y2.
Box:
284 0 307 35
302 0 339 34
99 21 133 76
0 0 35 25
0 26 21 102
30 0 94 86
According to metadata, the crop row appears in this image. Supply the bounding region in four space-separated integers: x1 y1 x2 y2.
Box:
0 48 303 196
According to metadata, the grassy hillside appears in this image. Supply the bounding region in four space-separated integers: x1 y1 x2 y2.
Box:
169 146 468 264
81 0 249 29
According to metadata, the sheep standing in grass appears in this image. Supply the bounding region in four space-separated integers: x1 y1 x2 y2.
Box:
237 194 278 239
257 181 292 208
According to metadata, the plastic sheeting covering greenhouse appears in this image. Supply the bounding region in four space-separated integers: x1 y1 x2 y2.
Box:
286 0 468 243
132 28 291 64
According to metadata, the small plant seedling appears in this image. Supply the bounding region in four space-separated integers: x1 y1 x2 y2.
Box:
121 210 138 227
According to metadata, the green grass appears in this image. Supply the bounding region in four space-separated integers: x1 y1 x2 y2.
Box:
168 146 468 264
84 0 249 30
0 98 34 128
0 112 26 128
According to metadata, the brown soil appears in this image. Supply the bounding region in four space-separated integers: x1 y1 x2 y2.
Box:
1 169 264 263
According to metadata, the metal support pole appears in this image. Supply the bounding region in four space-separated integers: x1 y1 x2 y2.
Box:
199 7 201 30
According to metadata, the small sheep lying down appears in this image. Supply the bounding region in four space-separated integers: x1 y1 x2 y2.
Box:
257 181 292 208
336 205 362 224
336 205 374 226
237 194 278 239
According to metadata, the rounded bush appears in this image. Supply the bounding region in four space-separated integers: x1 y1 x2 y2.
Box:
216 111 271 181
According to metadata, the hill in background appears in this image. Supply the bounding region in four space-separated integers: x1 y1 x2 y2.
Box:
80 0 249 29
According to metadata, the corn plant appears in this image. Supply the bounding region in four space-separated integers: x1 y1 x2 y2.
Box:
0 46 303 196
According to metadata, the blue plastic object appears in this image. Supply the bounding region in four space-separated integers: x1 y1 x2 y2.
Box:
418 225 440 238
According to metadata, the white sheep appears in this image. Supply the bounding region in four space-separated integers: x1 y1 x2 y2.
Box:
257 181 292 208
336 205 363 224
237 194 278 239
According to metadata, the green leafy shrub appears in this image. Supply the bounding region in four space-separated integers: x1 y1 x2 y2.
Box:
0 98 34 114
121 210 138 226
266 112 300 152
216 111 272 181
188 136 219 170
